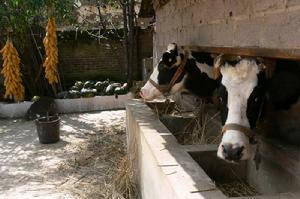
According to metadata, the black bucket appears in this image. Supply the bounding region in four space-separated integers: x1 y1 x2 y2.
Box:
35 115 60 144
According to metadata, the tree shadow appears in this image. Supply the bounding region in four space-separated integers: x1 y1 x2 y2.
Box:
0 110 126 196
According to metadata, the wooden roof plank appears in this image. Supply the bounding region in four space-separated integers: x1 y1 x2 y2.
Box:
185 45 300 60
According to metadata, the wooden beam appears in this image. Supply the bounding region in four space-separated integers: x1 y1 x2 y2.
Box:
186 46 300 60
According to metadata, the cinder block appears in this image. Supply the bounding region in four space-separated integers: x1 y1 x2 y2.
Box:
286 0 300 8
154 0 300 50
224 0 251 18
233 16 263 47
182 8 194 27
197 24 214 46
278 11 300 48
212 20 235 46
259 12 288 48
191 4 205 26
186 27 201 45
252 0 286 14
202 0 226 22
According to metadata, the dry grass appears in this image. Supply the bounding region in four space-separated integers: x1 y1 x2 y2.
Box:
180 111 221 145
174 100 222 145
216 181 257 197
147 97 222 145
57 124 139 199
146 98 177 115
109 155 139 199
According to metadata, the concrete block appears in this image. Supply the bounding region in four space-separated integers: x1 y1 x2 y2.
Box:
252 0 286 14
171 13 183 30
191 6 204 27
202 0 226 22
0 101 33 118
286 0 300 8
224 0 251 18
259 12 289 48
197 24 214 46
233 16 263 47
212 20 235 46
278 10 300 48
0 94 131 118
55 94 130 114
182 8 194 27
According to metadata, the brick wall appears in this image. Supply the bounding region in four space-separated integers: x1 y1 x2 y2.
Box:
58 29 153 86
58 39 125 86
153 0 300 64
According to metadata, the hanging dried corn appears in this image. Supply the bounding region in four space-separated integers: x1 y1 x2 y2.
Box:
43 17 58 85
0 37 25 101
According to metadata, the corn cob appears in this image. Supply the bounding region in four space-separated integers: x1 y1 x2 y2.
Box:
43 17 59 85
0 38 25 101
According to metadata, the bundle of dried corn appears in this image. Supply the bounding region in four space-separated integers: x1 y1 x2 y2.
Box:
43 17 58 85
0 38 25 101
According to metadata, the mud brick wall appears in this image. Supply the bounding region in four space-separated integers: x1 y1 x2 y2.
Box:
153 0 300 64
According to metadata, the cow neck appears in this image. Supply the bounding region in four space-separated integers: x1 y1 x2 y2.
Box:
222 123 257 144
149 53 187 95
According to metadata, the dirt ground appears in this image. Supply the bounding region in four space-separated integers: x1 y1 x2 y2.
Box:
0 110 127 199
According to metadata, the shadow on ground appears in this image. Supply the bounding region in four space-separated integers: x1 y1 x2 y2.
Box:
0 110 126 198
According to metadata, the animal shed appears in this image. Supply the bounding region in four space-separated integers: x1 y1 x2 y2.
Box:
128 0 300 198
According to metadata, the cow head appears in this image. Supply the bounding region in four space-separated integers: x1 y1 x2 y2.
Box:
140 43 186 100
215 55 266 162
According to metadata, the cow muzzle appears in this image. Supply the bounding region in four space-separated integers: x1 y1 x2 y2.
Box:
218 123 256 162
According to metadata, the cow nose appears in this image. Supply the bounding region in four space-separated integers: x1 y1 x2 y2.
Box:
222 144 244 161
140 88 147 98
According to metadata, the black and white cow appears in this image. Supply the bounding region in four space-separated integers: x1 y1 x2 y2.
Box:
214 56 300 162
214 56 267 162
140 43 218 100
141 43 300 163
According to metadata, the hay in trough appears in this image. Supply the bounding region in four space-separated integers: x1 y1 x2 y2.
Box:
176 100 222 145
216 181 258 197
146 98 178 115
148 97 222 145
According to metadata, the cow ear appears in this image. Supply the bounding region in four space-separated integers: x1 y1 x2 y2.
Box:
257 58 276 79
213 54 224 79
167 43 178 52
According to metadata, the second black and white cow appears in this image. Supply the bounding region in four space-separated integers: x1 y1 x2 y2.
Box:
214 56 266 162
140 43 218 100
214 55 300 162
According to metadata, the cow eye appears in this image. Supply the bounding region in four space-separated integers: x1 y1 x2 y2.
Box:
219 97 223 103
254 97 258 102
168 58 172 63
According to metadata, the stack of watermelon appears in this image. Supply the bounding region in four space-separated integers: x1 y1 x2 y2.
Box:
57 80 128 99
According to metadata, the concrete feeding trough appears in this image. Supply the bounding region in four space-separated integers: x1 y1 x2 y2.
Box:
158 103 221 145
126 99 299 199
145 99 175 115
159 112 197 144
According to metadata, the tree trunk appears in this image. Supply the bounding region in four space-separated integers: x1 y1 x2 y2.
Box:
123 0 129 81
128 0 134 86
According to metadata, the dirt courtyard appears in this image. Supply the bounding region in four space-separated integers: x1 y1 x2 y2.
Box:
0 110 127 199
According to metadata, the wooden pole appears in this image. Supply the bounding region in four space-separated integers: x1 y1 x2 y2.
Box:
187 45 300 61
128 0 134 86
123 0 129 82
